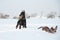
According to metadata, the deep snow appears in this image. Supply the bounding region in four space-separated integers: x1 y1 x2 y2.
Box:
0 18 60 40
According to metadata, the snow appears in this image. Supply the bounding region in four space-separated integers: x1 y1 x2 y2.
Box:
0 18 60 40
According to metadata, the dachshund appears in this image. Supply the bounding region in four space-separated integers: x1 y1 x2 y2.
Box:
38 26 58 33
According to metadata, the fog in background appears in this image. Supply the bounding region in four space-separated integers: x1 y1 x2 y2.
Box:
0 0 60 18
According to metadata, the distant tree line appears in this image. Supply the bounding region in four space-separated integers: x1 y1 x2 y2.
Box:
0 12 60 19
0 13 10 19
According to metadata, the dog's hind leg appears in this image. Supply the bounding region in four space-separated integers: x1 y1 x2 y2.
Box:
19 25 21 29
23 24 27 28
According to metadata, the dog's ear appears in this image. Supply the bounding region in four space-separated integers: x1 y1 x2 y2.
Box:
55 26 58 30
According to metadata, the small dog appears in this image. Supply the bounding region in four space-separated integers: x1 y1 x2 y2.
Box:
38 26 57 33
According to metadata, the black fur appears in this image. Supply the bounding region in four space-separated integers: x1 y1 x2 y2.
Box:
16 10 26 29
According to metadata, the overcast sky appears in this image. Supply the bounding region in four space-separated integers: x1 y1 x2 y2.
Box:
0 0 60 17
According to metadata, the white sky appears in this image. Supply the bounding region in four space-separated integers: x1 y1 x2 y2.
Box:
0 0 60 17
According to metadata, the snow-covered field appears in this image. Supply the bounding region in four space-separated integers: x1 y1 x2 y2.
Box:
0 18 60 40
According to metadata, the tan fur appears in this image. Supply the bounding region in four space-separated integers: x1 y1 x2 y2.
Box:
38 26 57 33
19 15 23 19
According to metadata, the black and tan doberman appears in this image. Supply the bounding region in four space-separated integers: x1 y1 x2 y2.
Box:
16 10 27 29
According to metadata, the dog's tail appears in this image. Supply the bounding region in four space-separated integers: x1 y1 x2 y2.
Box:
38 27 42 29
